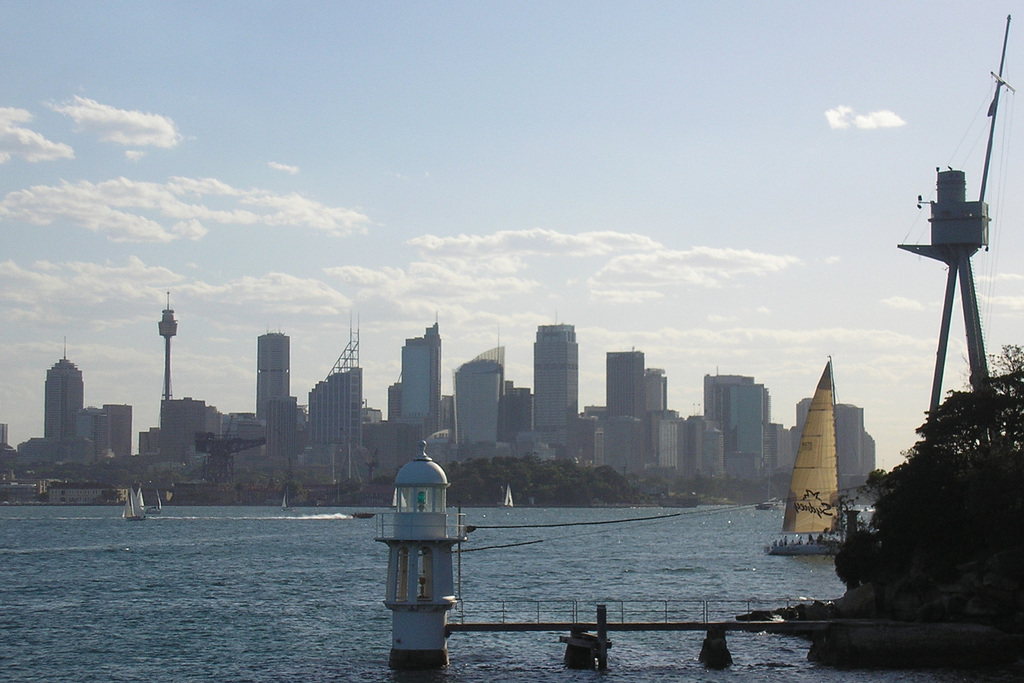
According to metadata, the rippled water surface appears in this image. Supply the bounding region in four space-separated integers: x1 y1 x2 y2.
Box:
1 505 1019 681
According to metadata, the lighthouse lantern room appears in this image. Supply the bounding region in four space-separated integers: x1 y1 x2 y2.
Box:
377 441 465 669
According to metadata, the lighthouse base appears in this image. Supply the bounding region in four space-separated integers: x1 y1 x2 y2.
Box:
389 647 449 669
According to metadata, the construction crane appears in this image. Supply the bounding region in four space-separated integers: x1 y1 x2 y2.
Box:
195 432 266 484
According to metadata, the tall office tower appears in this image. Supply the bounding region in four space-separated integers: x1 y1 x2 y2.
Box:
453 348 504 445
500 381 533 443
103 404 133 458
644 369 667 412
159 397 218 463
44 356 84 441
256 332 290 423
703 374 770 479
533 324 578 447
158 295 177 402
400 323 442 437
309 330 363 454
266 396 299 471
606 351 645 418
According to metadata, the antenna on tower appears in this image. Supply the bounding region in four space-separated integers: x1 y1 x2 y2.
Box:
980 15 1014 203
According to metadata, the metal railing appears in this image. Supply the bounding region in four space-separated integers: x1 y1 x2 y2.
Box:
376 512 467 540
451 597 824 625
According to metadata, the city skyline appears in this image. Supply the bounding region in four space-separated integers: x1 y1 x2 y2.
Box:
4 4 1024 471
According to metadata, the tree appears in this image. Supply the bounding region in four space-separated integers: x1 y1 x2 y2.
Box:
836 346 1024 588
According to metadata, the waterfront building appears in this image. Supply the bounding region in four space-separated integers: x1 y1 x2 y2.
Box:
44 356 84 441
399 323 442 438
532 324 578 449
256 332 290 423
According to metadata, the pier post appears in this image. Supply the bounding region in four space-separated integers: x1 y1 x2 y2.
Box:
699 625 732 669
596 604 608 670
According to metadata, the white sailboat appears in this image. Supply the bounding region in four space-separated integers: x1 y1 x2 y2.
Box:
766 361 840 556
281 490 289 510
145 490 162 514
501 484 514 508
122 485 146 521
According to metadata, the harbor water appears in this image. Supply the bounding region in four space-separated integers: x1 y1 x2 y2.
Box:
2 505 1020 682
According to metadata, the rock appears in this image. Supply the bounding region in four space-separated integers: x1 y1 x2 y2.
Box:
809 621 1024 668
834 584 877 619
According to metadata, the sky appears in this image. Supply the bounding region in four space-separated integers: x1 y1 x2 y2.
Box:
2 2 1023 472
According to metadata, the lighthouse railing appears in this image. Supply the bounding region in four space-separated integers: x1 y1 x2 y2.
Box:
376 511 467 541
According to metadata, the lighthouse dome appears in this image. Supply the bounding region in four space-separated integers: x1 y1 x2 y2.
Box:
394 441 448 487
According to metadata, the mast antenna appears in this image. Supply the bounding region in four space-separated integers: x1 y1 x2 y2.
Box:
979 15 1014 203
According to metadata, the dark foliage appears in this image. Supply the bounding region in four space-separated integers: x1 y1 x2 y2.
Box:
836 346 1024 588
444 456 645 506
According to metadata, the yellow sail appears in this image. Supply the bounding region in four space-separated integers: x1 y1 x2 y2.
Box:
782 362 839 534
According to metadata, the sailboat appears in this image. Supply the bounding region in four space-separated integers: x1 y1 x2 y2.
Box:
501 484 514 508
145 490 162 514
766 361 840 556
122 485 146 521
281 490 290 511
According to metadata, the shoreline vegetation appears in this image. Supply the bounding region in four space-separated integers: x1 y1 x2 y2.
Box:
1 453 770 508
787 346 1024 668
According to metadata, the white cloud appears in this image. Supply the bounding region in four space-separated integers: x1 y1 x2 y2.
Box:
0 258 352 326
48 96 183 148
587 246 801 292
825 105 906 130
409 228 662 258
0 107 75 163
0 176 371 242
125 150 146 161
882 296 925 310
268 161 299 174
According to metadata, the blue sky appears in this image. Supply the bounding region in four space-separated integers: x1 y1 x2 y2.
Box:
2 2 1022 470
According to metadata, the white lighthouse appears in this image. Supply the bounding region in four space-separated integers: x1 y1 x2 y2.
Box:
377 441 465 669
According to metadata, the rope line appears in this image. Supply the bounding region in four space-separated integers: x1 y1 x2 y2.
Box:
465 511 683 532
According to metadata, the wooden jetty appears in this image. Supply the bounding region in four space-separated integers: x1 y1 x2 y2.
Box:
446 600 832 670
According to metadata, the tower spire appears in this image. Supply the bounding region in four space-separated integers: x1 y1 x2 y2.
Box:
159 293 178 402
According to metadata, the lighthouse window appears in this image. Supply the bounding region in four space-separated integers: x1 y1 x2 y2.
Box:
417 547 433 600
395 547 409 601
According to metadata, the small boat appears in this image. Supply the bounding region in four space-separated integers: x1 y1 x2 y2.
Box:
145 490 163 514
501 484 514 508
766 361 841 556
281 490 290 510
351 512 374 519
755 498 784 511
122 485 146 521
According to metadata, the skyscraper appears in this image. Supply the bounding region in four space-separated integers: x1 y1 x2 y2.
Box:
703 374 770 479
308 330 362 467
400 323 441 437
45 356 84 441
606 351 645 419
533 324 578 447
453 348 504 445
256 332 290 423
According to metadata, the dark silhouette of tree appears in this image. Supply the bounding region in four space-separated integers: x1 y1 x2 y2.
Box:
836 346 1024 588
